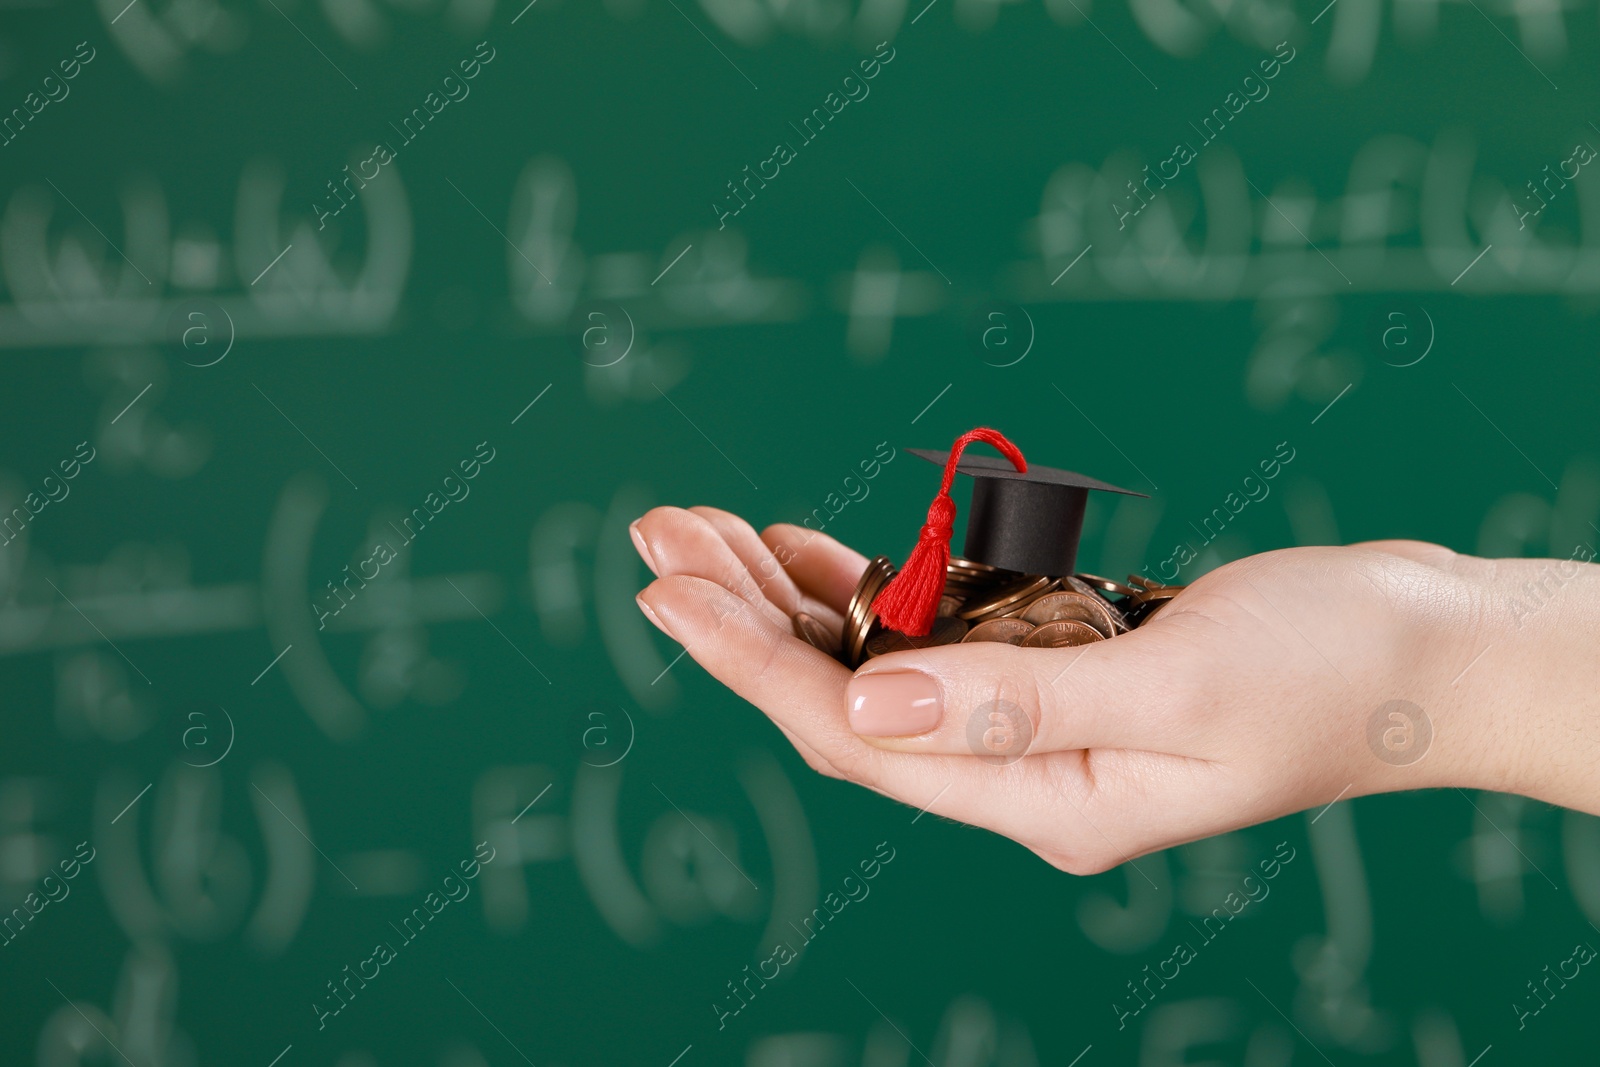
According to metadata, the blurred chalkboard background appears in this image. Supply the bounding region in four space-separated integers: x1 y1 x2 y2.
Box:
3 0 1600 1063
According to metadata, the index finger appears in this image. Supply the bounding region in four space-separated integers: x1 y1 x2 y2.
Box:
760 523 868 615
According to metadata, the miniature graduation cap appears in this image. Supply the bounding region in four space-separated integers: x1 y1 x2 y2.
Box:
871 427 1146 635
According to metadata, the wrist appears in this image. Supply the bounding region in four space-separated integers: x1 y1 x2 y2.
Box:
1441 552 1600 809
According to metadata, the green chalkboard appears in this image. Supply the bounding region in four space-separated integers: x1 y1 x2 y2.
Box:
3 0 1600 1064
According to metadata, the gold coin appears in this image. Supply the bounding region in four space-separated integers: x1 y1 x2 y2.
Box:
1075 573 1139 598
962 618 1035 644
792 611 840 656
863 616 969 657
1021 619 1104 648
958 575 1056 621
1020 590 1120 638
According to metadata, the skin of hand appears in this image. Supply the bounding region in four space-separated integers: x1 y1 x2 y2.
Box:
630 505 1600 874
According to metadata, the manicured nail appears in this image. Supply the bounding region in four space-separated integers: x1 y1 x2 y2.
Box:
847 671 942 737
630 520 658 576
636 595 670 637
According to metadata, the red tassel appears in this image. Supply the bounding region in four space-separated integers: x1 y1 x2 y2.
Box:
871 427 1027 636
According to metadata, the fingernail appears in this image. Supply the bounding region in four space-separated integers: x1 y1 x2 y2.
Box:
630 520 658 576
847 671 942 737
636 595 671 637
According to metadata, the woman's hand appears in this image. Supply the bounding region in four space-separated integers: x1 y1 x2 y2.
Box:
631 506 1600 873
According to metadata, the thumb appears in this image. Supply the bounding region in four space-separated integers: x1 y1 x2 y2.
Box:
845 629 1199 757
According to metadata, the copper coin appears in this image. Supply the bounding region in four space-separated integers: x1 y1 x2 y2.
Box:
1020 590 1119 638
792 611 840 656
845 556 893 629
1021 619 1104 648
856 619 883 658
947 558 1016 599
958 575 1056 621
1126 584 1186 606
1125 589 1184 628
844 556 896 666
1075 573 1139 598
941 578 987 596
1058 575 1131 631
863 616 969 658
962 618 1035 644
943 570 996 593
1059 574 1099 597
937 594 963 617
1123 590 1182 628
849 576 893 663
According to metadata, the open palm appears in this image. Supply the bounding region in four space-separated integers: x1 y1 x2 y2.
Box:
634 505 1535 872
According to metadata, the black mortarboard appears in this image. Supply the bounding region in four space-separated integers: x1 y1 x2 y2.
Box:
872 427 1147 635
907 447 1146 577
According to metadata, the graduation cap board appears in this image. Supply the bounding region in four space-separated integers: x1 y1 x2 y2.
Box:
871 427 1146 635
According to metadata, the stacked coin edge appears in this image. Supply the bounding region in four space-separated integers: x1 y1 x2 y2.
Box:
823 556 1186 667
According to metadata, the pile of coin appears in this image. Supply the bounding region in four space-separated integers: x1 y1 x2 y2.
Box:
792 556 1187 667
